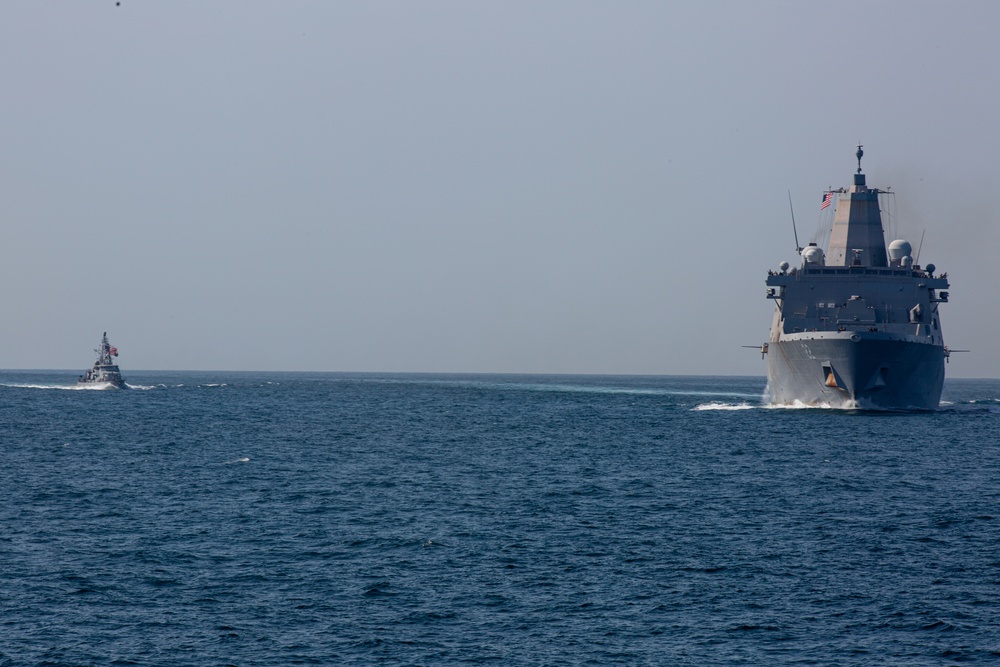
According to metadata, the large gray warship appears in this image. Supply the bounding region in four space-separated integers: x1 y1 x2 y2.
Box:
762 147 950 410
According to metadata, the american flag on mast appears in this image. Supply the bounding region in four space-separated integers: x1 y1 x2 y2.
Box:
820 192 834 210
110 346 118 357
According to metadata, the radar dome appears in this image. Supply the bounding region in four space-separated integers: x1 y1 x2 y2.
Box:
925 263 936 274
779 261 790 272
888 239 912 262
802 246 825 265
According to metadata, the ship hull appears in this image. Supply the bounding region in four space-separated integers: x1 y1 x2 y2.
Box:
77 378 127 389
766 333 944 410
78 363 127 389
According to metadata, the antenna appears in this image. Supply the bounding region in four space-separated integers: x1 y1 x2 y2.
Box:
787 190 801 252
915 229 926 264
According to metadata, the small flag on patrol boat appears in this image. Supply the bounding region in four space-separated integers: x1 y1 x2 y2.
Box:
820 192 834 210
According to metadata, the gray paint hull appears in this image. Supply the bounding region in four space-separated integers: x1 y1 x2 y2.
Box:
766 334 945 410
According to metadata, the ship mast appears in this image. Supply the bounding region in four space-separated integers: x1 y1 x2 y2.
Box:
824 144 889 268
95 332 112 365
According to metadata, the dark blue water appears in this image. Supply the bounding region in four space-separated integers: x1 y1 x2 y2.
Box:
2 371 999 665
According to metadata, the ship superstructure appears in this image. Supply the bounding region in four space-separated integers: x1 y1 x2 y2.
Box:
763 147 950 409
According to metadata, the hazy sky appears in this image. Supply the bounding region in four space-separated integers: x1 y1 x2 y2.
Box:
2 1 999 376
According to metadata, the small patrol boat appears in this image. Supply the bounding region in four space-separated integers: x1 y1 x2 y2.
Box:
78 332 128 389
762 146 951 410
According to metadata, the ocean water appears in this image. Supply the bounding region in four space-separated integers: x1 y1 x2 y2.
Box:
2 371 1000 666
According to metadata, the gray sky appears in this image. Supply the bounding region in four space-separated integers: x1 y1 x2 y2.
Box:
2 1 999 376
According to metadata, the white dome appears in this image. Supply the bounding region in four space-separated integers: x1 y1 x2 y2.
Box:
802 246 825 265
888 239 912 261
